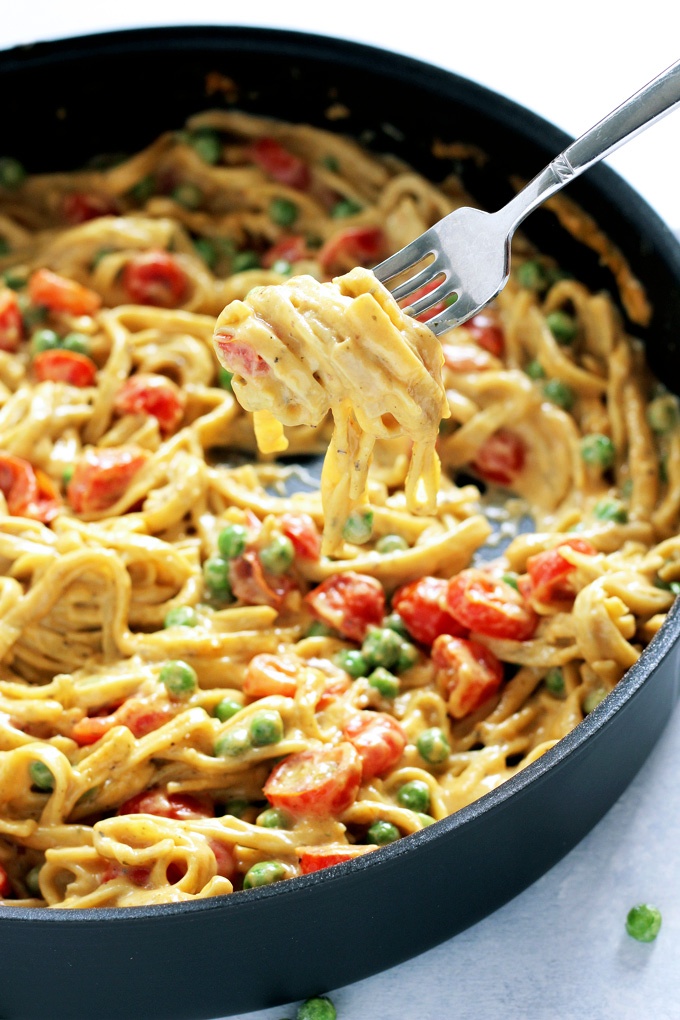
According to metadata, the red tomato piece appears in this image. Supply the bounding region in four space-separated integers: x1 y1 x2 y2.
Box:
392 576 468 646
248 137 310 189
71 699 173 746
280 512 321 560
442 344 493 373
207 839 236 881
316 673 352 711
432 634 504 719
343 711 407 781
33 349 97 387
62 192 117 224
445 568 538 641
264 742 362 817
0 862 12 898
122 250 187 307
214 330 270 378
470 428 526 486
242 653 300 699
114 373 186 434
466 312 505 357
117 789 213 820
101 862 151 887
262 235 310 268
299 843 377 875
0 288 23 352
524 538 597 606
0 453 61 523
318 226 385 274
29 268 102 317
400 279 449 322
67 446 149 514
305 572 385 642
230 550 295 609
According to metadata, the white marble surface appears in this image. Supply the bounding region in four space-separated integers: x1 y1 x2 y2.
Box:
2 6 680 1018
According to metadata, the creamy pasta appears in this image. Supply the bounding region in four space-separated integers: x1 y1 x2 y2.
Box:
0 108 677 909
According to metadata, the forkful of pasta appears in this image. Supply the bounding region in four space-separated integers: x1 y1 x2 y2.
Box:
373 57 680 334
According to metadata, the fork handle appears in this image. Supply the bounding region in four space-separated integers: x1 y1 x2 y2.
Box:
499 58 680 233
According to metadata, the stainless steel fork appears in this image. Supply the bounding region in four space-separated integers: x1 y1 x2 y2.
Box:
372 59 680 336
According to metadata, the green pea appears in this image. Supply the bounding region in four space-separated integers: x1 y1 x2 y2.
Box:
297 996 337 1020
232 250 261 273
375 534 409 554
249 709 284 747
593 499 628 524
0 236 10 256
163 605 200 629
367 819 400 845
29 760 54 792
361 627 402 669
367 667 400 698
214 728 251 757
342 508 373 544
581 433 615 470
62 464 74 485
516 259 549 292
543 378 574 410
61 332 90 355
544 667 566 698
172 182 203 210
306 620 335 637
242 860 286 889
30 328 60 354
223 797 249 818
647 393 679 434
259 535 295 575
2 269 27 290
187 129 221 165
256 806 291 829
159 659 198 699
270 258 293 276
322 155 340 172
546 309 578 344
331 198 362 218
218 367 234 390
416 813 436 826
203 555 233 600
583 688 608 714
417 727 450 764
128 174 156 203
269 197 298 227
334 648 369 678
397 779 430 813
193 237 218 270
214 697 243 722
396 640 419 673
217 523 248 560
525 359 546 380
383 613 410 639
626 904 662 942
0 156 27 190
25 865 42 897
501 572 519 590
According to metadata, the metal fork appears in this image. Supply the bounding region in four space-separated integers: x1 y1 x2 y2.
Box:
373 59 680 336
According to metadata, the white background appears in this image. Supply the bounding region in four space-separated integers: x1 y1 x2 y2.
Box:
2 5 680 1020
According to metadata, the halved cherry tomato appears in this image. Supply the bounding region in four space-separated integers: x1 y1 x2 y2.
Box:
67 446 150 514
122 250 187 307
70 699 173 746
432 634 504 719
343 711 407 780
208 839 237 881
299 843 377 875
445 568 538 641
0 862 12 898
117 789 213 819
392 576 468 646
318 226 384 275
101 862 151 887
0 288 23 352
33 349 97 387
305 572 385 642
400 279 449 323
214 331 270 378
280 512 321 560
523 537 597 607
470 428 526 486
262 235 310 268
466 312 505 357
0 453 61 523
442 344 493 373
242 653 300 699
230 550 295 609
264 742 362 817
29 268 102 317
248 137 310 190
114 373 186 434
62 192 117 224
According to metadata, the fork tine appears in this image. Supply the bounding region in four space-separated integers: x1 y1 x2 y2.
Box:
371 228 437 284
388 260 447 303
424 293 480 337
406 278 454 317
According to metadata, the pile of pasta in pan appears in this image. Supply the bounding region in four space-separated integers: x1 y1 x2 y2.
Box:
0 109 678 908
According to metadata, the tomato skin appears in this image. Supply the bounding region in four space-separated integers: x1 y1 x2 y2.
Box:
0 288 23 352
305 572 385 642
33 349 97 387
524 538 597 606
0 862 12 898
466 312 504 357
392 576 468 646
62 192 117 224
299 844 377 875
117 789 213 820
214 331 270 378
343 711 407 781
280 512 321 560
262 235 309 268
470 428 526 486
114 373 186 434
264 742 362 817
230 550 295 609
432 634 504 718
248 137 310 189
0 454 61 523
101 862 151 887
445 568 538 641
29 268 102 317
71 699 173 746
67 446 149 514
316 673 352 710
207 839 237 881
122 251 187 307
242 653 300 699
318 226 384 275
